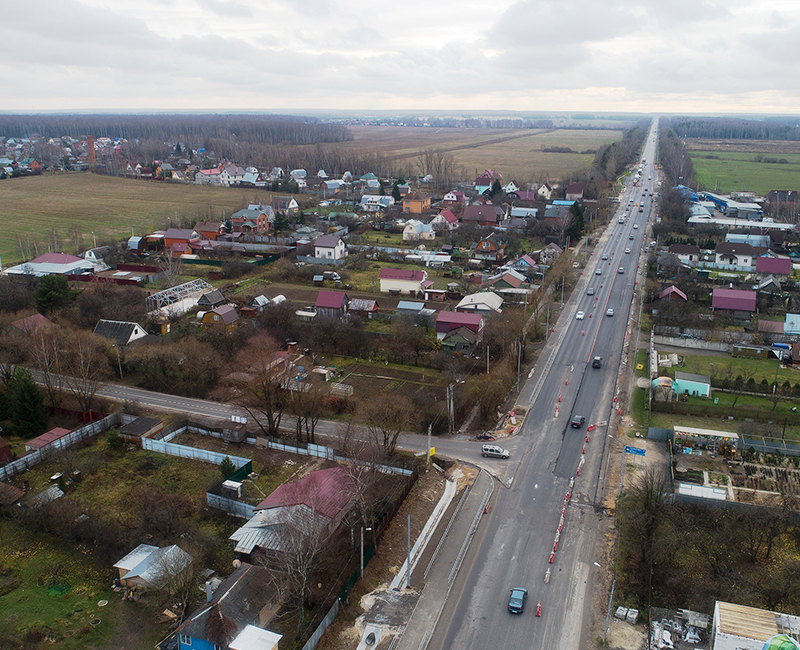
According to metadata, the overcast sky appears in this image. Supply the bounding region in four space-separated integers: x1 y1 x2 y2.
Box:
2 0 799 114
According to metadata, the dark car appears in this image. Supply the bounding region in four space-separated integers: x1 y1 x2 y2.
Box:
571 415 586 429
592 356 602 368
477 433 495 441
508 587 528 614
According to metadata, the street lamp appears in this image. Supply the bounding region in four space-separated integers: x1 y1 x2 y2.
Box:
360 526 373 578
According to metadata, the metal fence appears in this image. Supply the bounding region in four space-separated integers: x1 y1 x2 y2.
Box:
142 429 250 468
0 412 124 482
301 599 341 650
205 493 255 519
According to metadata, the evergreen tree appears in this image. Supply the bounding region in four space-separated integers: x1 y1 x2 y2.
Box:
8 368 48 437
567 202 585 242
489 179 503 197
219 456 236 479
174 142 182 154
33 275 75 313
273 212 290 231
392 182 402 203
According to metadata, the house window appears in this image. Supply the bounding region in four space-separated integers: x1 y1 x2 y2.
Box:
179 634 190 645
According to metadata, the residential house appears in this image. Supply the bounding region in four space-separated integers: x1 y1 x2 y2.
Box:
565 184 584 201
231 206 274 232
474 169 503 195
271 196 299 215
462 204 505 228
290 168 307 181
396 301 433 320
486 269 526 289
247 295 282 314
93 320 148 346
509 206 538 219
241 168 266 187
711 288 757 318
403 220 435 242
4 252 96 277
538 242 563 265
456 292 503 314
198 289 226 309
473 234 505 263
359 195 395 212
430 210 458 231
321 179 344 192
435 310 485 341
668 244 701 264
268 166 284 181
441 326 480 355
711 601 800 650
673 371 711 398
218 165 246 187
379 267 428 295
715 242 755 269
756 254 792 276
314 235 347 260
509 254 537 273
113 544 192 591
512 190 539 202
402 192 431 214
201 305 239 333
537 183 554 200
314 291 349 319
658 286 688 302
175 563 277 650
0 438 12 465
543 204 571 224
194 220 224 241
756 275 782 293
442 190 465 207
503 180 519 194
194 168 222 186
229 467 356 559
349 298 379 318
11 313 55 336
164 228 200 249
83 246 112 263
228 626 282 650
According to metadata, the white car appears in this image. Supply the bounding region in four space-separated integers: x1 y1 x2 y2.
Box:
595 269 602 275
601 253 608 260
576 311 585 320
625 248 631 254
633 224 638 229
606 308 615 317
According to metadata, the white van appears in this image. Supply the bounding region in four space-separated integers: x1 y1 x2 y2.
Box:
482 444 510 459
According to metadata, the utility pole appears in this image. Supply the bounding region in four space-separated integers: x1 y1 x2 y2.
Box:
561 276 564 307
486 344 490 375
516 339 522 393
405 514 411 589
426 424 432 469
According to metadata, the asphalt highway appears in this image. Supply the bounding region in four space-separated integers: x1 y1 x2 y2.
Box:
430 120 661 650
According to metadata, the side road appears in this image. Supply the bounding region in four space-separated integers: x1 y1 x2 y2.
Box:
393 469 494 650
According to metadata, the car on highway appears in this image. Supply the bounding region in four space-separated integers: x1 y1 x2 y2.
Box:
639 206 644 212
570 415 586 429
606 308 615 317
625 248 631 254
633 224 638 229
601 253 608 260
618 217 624 224
576 311 585 320
482 444 510 459
592 356 602 368
508 587 528 614
629 234 634 240
595 268 602 275
618 267 625 274
587 287 595 295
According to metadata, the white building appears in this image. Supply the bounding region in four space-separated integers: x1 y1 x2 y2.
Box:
712 600 800 650
403 219 435 242
360 195 395 212
314 235 347 260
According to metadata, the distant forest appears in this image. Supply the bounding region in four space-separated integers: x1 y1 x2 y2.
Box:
670 116 800 141
0 114 352 146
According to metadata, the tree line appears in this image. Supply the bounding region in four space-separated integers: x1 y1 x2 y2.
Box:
670 116 800 141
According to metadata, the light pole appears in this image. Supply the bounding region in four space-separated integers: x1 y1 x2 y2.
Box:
112 344 123 380
360 526 373 578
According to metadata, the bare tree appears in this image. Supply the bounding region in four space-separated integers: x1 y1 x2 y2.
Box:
62 330 110 412
0 318 27 388
159 253 183 288
363 393 415 455
234 334 289 437
292 382 325 445
30 327 65 407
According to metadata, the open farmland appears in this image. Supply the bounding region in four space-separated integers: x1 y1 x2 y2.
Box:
686 139 800 194
0 173 281 265
335 126 623 184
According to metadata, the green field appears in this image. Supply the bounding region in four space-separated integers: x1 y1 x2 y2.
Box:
0 173 281 265
689 150 800 195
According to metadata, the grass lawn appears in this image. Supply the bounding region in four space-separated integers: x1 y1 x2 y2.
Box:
0 173 291 265
353 230 409 248
0 520 122 648
674 352 798 387
689 150 800 195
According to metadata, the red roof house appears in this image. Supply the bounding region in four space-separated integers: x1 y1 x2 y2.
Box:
435 311 485 340
0 437 12 465
379 267 428 295
315 290 349 319
712 288 757 314
462 204 505 227
755 255 792 276
11 313 55 335
255 467 355 520
658 286 688 301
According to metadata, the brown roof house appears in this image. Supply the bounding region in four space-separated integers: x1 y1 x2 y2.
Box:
712 288 756 318
379 267 428 295
565 184 584 201
462 204 505 227
194 220 225 241
201 305 239 333
402 192 431 214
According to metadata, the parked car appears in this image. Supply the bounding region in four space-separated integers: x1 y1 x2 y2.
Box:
508 587 528 614
570 415 586 429
477 433 495 441
482 444 510 459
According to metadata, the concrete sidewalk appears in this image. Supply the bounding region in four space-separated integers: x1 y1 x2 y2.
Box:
394 469 494 650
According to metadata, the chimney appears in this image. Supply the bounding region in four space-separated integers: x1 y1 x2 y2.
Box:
205 581 213 602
